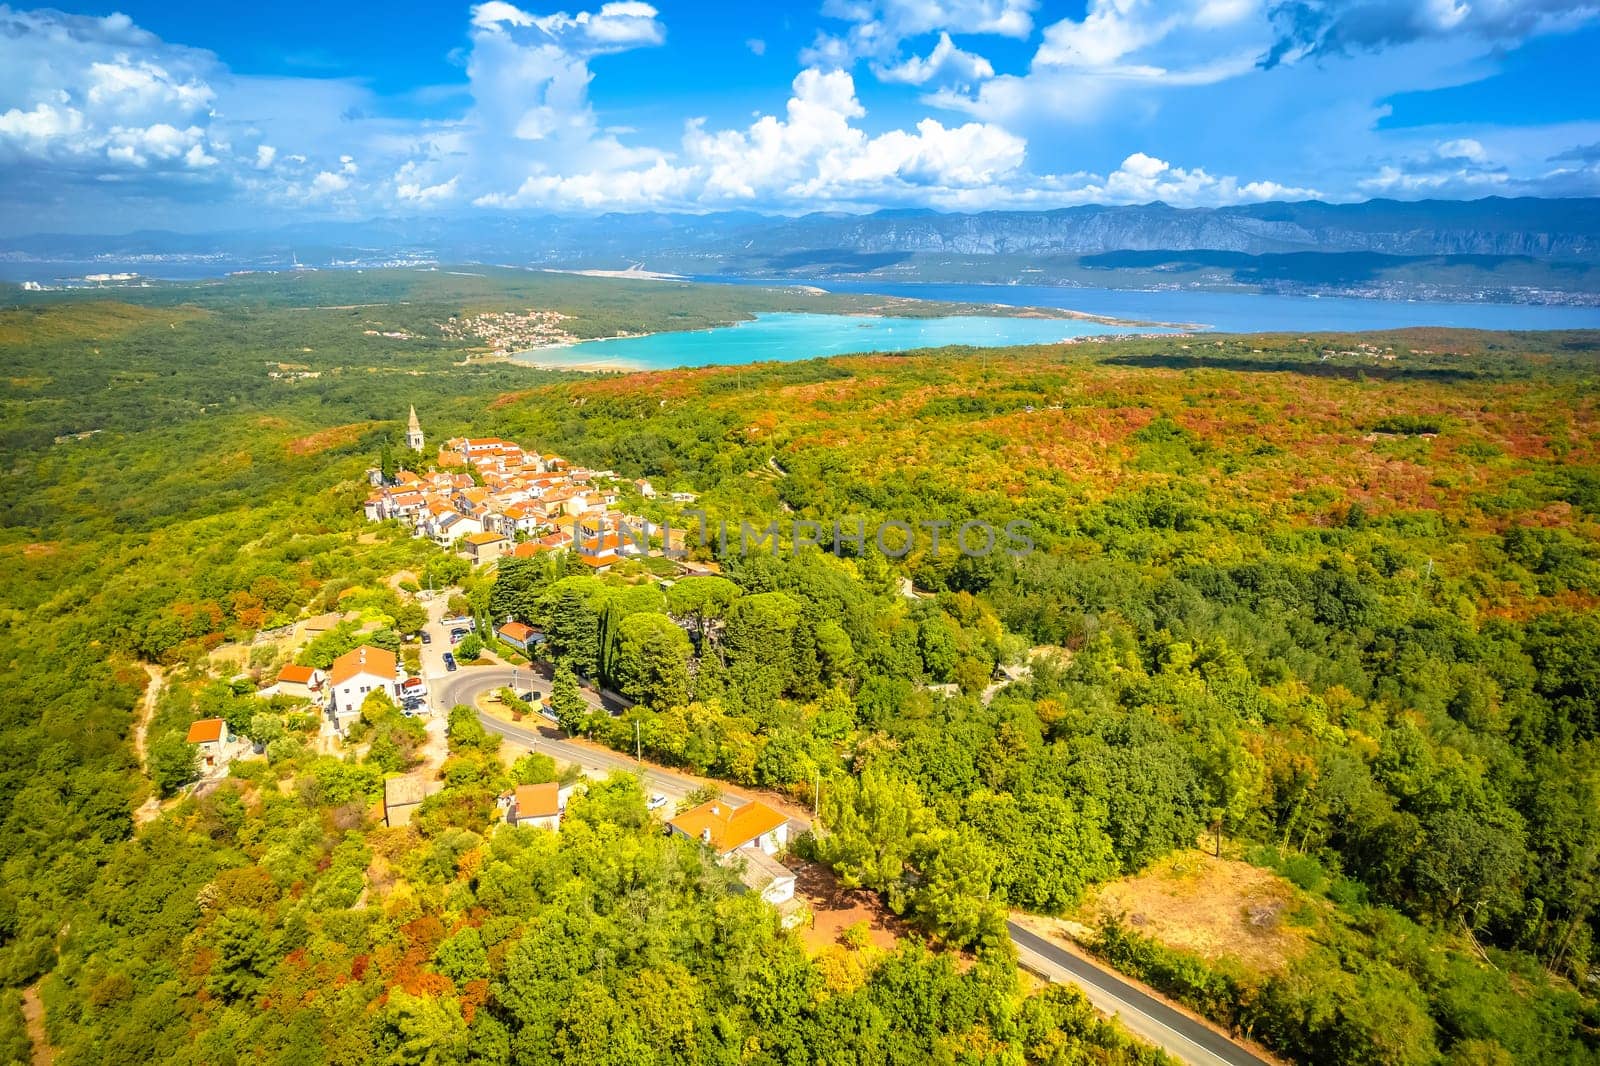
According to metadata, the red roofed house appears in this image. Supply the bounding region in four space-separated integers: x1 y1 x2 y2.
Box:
495 620 542 653
328 645 402 732
669 798 790 856
668 798 796 907
186 717 235 772
275 664 325 702
505 782 563 830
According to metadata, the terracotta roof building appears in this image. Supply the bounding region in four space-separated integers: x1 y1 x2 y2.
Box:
509 782 562 829
668 799 790 856
328 645 402 723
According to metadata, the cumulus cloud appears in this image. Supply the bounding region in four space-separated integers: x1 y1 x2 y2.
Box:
804 0 1032 84
935 0 1271 125
1082 151 1319 205
1358 137 1510 194
4 0 1592 228
478 67 1028 210
0 7 224 171
875 32 995 86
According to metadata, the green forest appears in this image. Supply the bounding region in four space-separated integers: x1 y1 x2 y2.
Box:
2 270 1598 1065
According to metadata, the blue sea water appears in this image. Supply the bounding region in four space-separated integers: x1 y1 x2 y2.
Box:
517 311 1165 370
693 276 1600 334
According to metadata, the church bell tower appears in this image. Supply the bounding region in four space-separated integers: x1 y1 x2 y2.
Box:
405 406 424 452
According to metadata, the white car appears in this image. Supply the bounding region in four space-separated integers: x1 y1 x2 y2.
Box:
647 793 669 812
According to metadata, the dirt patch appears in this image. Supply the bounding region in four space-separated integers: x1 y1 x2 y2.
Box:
284 421 380 456
1076 850 1313 976
21 982 53 1065
789 860 907 955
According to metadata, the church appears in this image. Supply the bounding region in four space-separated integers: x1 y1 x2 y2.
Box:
405 405 425 452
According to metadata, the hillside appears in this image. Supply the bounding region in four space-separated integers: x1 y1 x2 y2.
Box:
1 276 1597 1064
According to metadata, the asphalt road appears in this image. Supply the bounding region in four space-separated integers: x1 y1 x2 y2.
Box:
423 638 1248 1066
1008 921 1272 1066
428 665 809 828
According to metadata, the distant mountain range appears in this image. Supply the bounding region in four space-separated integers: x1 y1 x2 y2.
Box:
7 197 1600 303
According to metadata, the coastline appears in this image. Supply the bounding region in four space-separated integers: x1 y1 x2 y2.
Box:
507 305 1183 374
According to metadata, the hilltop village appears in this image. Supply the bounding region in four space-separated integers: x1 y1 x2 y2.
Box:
361 407 696 569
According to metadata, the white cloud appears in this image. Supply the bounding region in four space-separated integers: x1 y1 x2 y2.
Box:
475 67 1028 210
1263 0 1600 67
1436 137 1487 163
308 170 350 196
746 37 767 56
1091 150 1318 203
822 0 1037 41
0 4 288 201
3 0 1595 228
875 32 995 86
938 0 1272 124
804 0 1035 74
1358 137 1510 194
0 103 86 147
394 162 459 204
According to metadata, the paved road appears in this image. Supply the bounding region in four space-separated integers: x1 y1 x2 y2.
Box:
429 666 809 829
1008 921 1272 1066
426 647 1252 1066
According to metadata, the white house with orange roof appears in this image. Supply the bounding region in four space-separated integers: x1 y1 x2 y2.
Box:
186 717 237 773
274 664 325 702
503 782 563 830
541 487 589 518
668 798 796 908
328 645 402 731
499 501 544 536
385 491 427 520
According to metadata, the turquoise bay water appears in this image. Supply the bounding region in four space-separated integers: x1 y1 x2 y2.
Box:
518 312 1162 370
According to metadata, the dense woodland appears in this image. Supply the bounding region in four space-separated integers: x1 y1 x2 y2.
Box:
1 270 1598 1064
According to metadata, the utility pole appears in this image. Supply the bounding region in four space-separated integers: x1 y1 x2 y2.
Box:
635 720 642 769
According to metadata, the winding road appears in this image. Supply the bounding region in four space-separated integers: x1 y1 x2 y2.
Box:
428 665 808 828
423 648 1260 1066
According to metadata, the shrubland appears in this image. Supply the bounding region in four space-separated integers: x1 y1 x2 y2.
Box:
1 272 1597 1064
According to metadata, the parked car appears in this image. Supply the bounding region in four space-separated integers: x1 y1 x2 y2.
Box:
443 652 457 671
420 631 432 645
450 628 469 644
647 793 669 812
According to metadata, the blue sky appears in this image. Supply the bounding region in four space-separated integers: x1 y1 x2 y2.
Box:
2 0 1599 233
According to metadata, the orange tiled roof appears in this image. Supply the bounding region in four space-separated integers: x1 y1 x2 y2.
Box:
329 645 398 686
669 799 788 853
278 664 317 685
498 621 535 642
465 531 506 545
515 782 560 818
186 718 224 744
